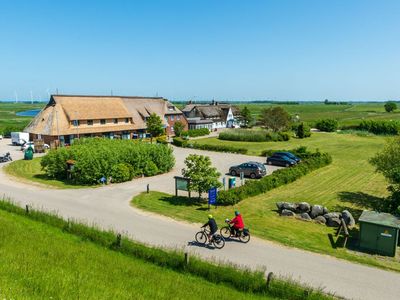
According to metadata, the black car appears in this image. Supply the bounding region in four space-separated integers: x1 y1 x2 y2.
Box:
229 161 267 179
274 152 301 163
266 154 296 167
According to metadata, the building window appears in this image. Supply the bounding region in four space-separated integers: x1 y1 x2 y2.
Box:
87 120 93 126
125 118 129 123
72 120 80 126
171 115 174 121
177 115 180 120
165 116 168 122
100 119 106 125
113 119 118 124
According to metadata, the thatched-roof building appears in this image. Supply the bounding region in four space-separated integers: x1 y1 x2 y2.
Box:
182 101 241 130
25 95 187 145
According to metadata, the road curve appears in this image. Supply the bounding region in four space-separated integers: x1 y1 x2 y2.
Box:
0 141 399 300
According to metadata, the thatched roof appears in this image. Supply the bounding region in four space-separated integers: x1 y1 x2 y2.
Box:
24 95 183 136
183 103 240 120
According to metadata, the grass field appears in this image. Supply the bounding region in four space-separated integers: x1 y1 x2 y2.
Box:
4 158 91 189
132 132 400 272
0 102 43 135
0 209 275 300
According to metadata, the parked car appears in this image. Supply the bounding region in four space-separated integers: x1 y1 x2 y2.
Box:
266 154 296 167
273 152 301 163
229 161 267 179
21 141 50 151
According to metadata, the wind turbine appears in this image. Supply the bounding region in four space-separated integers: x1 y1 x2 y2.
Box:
14 91 18 103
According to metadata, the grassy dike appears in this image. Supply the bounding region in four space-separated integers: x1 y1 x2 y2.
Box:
0 200 335 300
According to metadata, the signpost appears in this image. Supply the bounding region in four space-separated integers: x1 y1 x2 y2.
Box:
222 177 226 190
174 176 191 199
240 172 244 185
208 187 218 210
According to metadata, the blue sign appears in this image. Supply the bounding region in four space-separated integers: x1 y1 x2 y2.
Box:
208 187 217 205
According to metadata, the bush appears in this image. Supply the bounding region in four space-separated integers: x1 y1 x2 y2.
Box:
182 128 210 138
315 119 338 132
110 163 134 183
358 120 400 135
156 136 168 144
172 137 247 154
41 138 175 184
219 129 291 142
218 151 332 205
143 161 159 176
261 146 311 159
295 123 311 139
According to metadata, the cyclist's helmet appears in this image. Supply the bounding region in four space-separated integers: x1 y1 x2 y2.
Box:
235 210 240 216
208 214 213 219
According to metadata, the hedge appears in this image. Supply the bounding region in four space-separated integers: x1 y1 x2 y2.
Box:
261 146 314 159
218 151 332 205
41 138 175 184
172 137 248 154
182 128 210 137
358 120 400 135
315 119 338 132
0 199 333 300
219 129 291 142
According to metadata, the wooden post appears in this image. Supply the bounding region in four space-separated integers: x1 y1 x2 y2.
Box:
147 184 150 194
116 233 122 247
184 252 189 266
25 204 29 214
266 272 274 289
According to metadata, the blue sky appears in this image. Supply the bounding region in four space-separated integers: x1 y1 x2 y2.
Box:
1 0 399 101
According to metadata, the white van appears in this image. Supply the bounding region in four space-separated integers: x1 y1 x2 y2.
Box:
11 132 30 146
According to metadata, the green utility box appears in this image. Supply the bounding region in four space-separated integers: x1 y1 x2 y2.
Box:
359 211 400 257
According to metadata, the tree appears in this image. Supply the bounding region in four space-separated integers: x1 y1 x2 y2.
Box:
146 113 164 142
173 121 185 137
384 101 397 113
182 154 221 198
258 107 290 132
240 106 253 128
370 137 400 213
315 119 338 132
296 122 311 139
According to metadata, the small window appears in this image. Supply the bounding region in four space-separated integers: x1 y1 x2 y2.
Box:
72 120 80 126
100 119 106 125
113 119 118 124
87 120 93 126
125 118 129 123
165 116 168 122
177 115 180 120
171 115 174 121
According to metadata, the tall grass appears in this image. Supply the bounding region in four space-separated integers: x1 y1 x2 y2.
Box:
0 199 334 300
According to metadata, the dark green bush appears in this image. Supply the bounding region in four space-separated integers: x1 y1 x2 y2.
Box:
41 138 174 184
218 151 332 205
219 129 291 142
295 123 311 138
315 119 338 132
172 137 247 154
172 137 188 147
261 146 311 159
358 120 400 135
111 163 133 183
143 161 159 176
182 128 210 137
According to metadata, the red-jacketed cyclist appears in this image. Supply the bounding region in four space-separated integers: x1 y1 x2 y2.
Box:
230 210 244 236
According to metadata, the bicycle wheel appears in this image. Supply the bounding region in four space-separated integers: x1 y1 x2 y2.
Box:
220 226 232 239
239 232 251 243
213 234 225 249
195 231 207 244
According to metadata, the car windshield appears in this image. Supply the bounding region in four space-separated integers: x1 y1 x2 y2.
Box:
285 153 296 159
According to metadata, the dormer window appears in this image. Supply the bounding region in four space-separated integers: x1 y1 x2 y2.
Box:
125 118 129 123
100 119 106 125
87 120 93 126
113 118 118 124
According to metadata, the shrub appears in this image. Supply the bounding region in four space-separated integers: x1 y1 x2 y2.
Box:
315 119 338 132
181 128 210 138
384 101 397 113
111 163 134 183
41 138 174 184
172 137 188 147
358 120 400 135
219 129 291 142
218 151 332 205
156 136 168 144
296 123 311 138
261 146 311 159
143 161 159 176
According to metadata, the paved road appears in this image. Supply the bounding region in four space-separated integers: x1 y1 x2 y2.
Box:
1 139 400 300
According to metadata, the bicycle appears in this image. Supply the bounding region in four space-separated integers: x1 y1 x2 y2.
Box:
220 219 251 243
195 228 225 249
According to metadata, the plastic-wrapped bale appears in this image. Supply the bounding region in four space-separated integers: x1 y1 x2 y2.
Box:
342 210 355 228
276 202 284 211
323 212 340 220
282 202 297 212
281 209 296 217
314 215 327 224
310 205 324 218
299 212 312 221
296 202 310 213
327 217 341 227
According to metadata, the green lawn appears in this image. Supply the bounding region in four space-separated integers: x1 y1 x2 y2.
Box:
0 209 273 300
4 158 92 189
0 102 44 135
132 132 400 272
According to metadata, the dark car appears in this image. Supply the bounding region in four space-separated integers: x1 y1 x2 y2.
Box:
229 162 267 179
266 154 296 167
274 152 301 163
